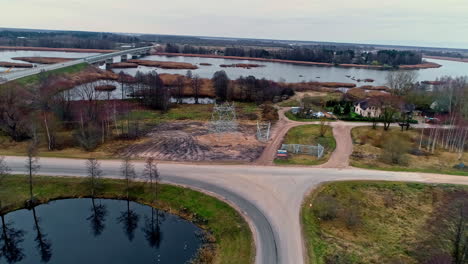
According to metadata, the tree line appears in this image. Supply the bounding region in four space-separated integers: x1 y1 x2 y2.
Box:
0 30 143 49
162 43 423 66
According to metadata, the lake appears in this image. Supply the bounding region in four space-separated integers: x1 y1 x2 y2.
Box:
111 55 468 86
0 50 99 72
1 50 467 85
0 199 203 264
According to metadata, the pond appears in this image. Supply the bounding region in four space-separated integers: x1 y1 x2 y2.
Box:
66 80 215 104
0 199 203 264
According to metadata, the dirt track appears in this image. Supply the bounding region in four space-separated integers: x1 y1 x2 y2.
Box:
122 122 265 162
255 108 355 167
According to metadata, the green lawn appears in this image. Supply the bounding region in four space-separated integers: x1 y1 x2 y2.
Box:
302 181 468 264
0 175 254 264
274 124 336 165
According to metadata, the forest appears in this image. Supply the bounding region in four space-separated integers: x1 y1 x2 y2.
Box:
162 44 423 66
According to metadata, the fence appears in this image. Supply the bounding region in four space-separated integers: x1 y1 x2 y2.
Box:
280 144 324 158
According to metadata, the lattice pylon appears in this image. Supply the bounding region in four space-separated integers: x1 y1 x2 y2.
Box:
256 121 271 142
210 102 238 133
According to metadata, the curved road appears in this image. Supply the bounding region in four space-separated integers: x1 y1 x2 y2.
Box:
4 156 468 264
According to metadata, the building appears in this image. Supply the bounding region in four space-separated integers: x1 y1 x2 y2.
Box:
354 99 382 118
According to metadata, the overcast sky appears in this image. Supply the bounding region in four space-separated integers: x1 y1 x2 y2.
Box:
2 0 467 49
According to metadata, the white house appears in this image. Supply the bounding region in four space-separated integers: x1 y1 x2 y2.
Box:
354 100 381 118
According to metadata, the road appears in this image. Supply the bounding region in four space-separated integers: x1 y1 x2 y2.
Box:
0 59 85 83
4 156 468 264
0 46 152 84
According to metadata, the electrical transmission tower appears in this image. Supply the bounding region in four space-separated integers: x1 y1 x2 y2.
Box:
210 102 238 133
256 121 271 142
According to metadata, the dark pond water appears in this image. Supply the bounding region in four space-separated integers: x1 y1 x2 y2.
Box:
0 199 203 264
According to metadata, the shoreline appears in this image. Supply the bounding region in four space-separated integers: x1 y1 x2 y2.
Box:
423 55 468 63
154 52 442 70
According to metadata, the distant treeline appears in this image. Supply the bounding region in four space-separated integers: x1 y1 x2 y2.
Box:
0 30 146 49
163 44 423 66
423 50 466 59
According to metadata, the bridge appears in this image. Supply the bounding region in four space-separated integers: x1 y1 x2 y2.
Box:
0 46 153 84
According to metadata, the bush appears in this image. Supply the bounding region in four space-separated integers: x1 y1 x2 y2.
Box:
243 112 259 120
72 125 101 151
380 134 411 165
313 195 340 221
344 207 362 229
325 251 356 264
262 104 278 121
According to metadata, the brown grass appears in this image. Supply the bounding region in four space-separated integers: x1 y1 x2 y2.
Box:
110 62 139 68
0 46 115 53
351 126 468 175
12 57 73 64
128 59 198 69
0 61 33 68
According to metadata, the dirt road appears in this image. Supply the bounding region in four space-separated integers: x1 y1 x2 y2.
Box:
256 108 367 167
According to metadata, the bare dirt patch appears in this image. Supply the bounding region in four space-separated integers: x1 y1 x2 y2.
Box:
121 122 265 162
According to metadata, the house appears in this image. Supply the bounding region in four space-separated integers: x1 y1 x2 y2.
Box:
354 99 381 118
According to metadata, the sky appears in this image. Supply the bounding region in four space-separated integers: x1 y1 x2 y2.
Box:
1 0 468 49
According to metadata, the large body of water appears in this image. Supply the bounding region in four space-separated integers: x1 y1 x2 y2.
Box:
0 199 203 264
112 55 468 86
0 50 98 72
1 50 467 85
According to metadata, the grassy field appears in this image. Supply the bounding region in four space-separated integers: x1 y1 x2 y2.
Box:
0 175 254 264
274 125 336 165
0 103 262 159
302 181 468 264
351 126 468 176
14 63 88 86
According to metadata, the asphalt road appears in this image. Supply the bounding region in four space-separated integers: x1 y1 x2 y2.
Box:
4 156 468 264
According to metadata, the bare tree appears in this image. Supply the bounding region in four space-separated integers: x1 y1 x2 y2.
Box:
25 143 40 206
192 74 202 104
120 157 136 199
319 118 329 137
386 71 418 96
143 158 160 203
86 158 103 197
175 76 185 104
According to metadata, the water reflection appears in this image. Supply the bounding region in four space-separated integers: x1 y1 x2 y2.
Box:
142 208 165 248
87 198 107 237
0 214 25 263
117 200 140 241
2 199 202 264
31 207 52 263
